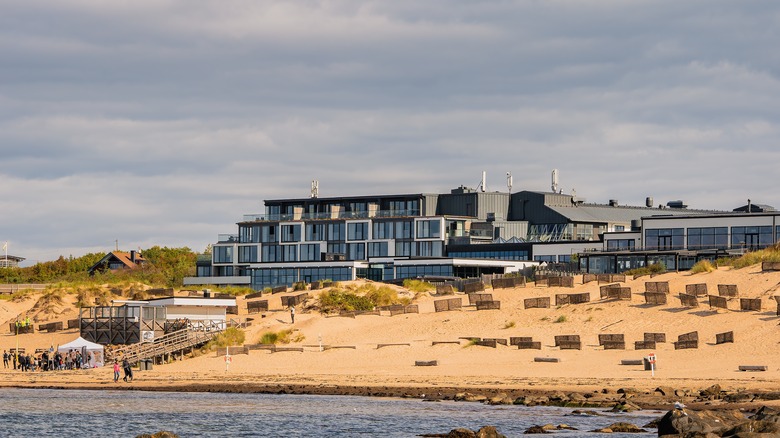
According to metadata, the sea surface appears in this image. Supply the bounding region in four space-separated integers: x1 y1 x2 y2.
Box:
0 388 662 437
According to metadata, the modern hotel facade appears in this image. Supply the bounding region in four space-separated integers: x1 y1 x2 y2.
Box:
185 181 780 288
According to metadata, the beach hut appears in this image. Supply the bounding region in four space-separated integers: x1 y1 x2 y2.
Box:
58 337 105 367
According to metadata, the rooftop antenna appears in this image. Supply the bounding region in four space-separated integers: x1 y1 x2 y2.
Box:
551 169 559 193
477 171 487 192
506 172 513 194
311 180 319 198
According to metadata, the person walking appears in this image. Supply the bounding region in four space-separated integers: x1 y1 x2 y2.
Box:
290 306 295 324
3 350 8 368
122 358 133 382
113 360 120 383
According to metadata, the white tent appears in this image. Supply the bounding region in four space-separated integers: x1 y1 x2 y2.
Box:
58 337 105 368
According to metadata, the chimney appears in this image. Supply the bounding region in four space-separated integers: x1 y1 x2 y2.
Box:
130 250 136 263
747 199 752 213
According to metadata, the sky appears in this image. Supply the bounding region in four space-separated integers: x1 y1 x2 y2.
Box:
1 1 779 265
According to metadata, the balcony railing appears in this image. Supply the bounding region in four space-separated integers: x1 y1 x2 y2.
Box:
241 209 421 222
217 234 239 243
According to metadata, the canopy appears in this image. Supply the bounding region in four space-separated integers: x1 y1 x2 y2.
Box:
58 337 104 353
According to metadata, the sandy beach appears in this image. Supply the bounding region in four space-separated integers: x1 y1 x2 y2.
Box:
2 265 780 408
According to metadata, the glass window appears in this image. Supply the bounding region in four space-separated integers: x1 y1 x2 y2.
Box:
261 225 278 243
327 222 345 241
282 245 297 262
606 239 635 250
281 224 301 242
305 223 324 241
367 242 388 257
373 222 393 239
347 222 368 240
416 219 441 239
347 243 365 260
238 245 258 263
213 246 233 263
732 225 773 250
300 244 319 262
645 228 683 250
327 243 345 255
687 227 728 250
261 245 281 262
395 241 411 257
395 220 413 239
415 241 443 257
534 255 556 262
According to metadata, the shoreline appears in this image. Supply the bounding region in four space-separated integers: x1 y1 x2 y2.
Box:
2 371 778 413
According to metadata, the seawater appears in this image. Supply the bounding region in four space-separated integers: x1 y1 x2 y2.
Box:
0 388 661 437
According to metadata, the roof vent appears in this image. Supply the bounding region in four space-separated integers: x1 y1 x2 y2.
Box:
666 200 688 209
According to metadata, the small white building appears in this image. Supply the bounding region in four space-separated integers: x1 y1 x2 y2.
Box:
143 296 236 327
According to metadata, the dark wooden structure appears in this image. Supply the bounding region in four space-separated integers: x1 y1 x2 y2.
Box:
644 332 666 343
644 292 667 305
247 300 269 314
717 284 739 297
686 283 708 297
476 301 501 310
523 297 551 309
80 305 167 345
762 262 780 271
462 282 485 293
645 281 670 294
491 276 525 289
708 295 729 310
554 335 581 350
434 297 463 312
548 276 575 288
678 293 699 307
716 331 734 344
555 293 590 305
739 298 761 312
468 293 493 305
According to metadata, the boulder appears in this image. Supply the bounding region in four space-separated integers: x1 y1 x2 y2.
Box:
591 422 646 433
656 386 677 397
657 408 746 436
722 420 780 437
475 426 507 438
445 428 476 438
750 406 780 422
135 433 180 438
486 394 513 405
700 384 722 399
422 426 506 438
567 392 587 402
611 400 642 413
522 426 550 434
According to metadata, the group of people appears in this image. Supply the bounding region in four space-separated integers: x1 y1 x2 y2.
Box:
113 358 133 383
2 348 92 372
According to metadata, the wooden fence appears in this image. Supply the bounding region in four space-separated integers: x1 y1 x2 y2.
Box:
678 293 699 307
645 281 670 293
523 297 551 309
717 284 739 297
434 298 463 312
685 284 708 297
644 292 667 305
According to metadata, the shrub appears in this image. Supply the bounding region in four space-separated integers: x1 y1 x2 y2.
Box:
553 315 567 323
318 289 375 313
293 281 307 291
730 244 780 269
206 327 245 350
624 263 666 277
259 329 303 345
502 321 516 329
402 279 435 293
690 260 716 274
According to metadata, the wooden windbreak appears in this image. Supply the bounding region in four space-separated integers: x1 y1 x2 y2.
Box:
555 293 590 305
247 300 269 314
523 297 551 309
645 281 670 293
708 295 728 310
548 276 575 288
685 284 708 297
717 284 739 297
436 284 455 295
739 298 761 312
716 331 734 344
491 277 526 289
762 262 780 271
468 293 493 305
476 301 501 310
434 298 463 312
678 293 699 307
281 292 309 307
644 292 667 305
463 282 485 293
644 332 666 343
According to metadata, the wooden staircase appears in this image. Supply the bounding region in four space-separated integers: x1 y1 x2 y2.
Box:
111 325 221 364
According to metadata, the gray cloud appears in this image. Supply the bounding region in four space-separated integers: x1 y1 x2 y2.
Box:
1 0 779 264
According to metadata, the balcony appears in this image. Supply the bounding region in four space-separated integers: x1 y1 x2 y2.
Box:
217 234 239 243
241 209 422 222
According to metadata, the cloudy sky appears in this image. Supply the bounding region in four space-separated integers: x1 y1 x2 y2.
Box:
2 1 778 264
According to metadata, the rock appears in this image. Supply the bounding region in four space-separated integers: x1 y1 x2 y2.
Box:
445 428 476 438
591 422 646 433
570 410 602 416
657 408 746 436
611 400 642 413
656 386 677 397
522 396 549 406
455 392 488 403
722 420 780 436
617 387 639 395
724 392 755 403
643 417 662 429
522 426 550 434
486 394 513 405
567 392 586 402
750 406 780 422
554 424 577 430
701 384 722 398
549 392 569 403
475 426 507 438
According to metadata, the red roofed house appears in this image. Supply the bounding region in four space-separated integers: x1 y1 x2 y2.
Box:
88 250 146 275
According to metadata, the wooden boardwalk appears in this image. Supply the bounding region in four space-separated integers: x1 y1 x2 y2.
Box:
111 326 220 364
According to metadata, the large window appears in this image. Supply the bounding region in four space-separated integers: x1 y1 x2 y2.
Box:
300 244 319 261
731 226 773 250
395 220 413 239
327 243 345 255
239 225 261 243
213 246 233 263
645 228 684 250
415 241 443 257
687 227 728 250
347 222 368 240
281 224 301 242
395 241 412 257
416 220 441 239
373 222 393 239
327 222 345 241
447 250 529 261
251 266 352 289
606 239 636 250
238 245 258 263
534 255 556 262
282 245 297 262
261 245 281 262
347 243 366 260
306 223 324 241
368 242 388 257
260 225 277 243
396 264 453 279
